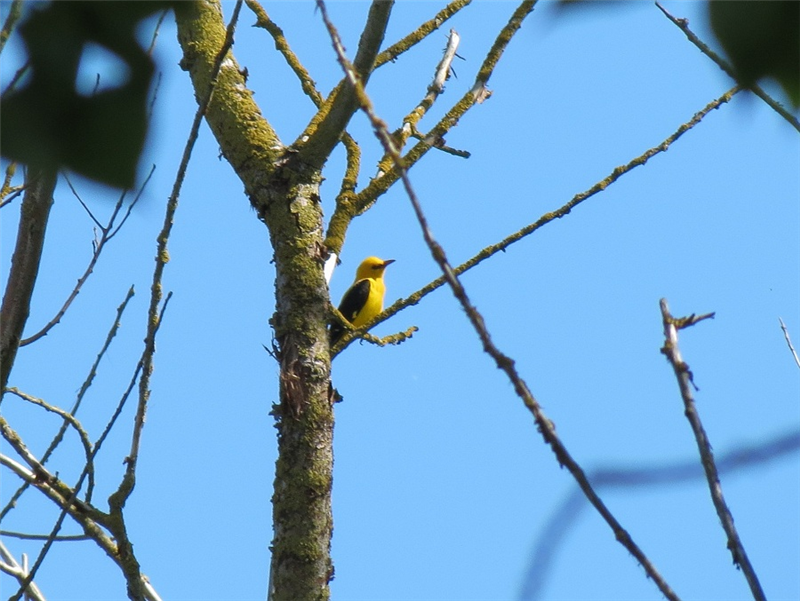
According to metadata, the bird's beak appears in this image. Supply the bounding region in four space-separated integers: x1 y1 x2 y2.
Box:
382 259 396 267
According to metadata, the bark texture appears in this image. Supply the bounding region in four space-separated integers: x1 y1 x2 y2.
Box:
175 3 335 598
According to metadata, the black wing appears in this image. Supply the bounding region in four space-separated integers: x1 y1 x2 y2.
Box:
330 279 371 345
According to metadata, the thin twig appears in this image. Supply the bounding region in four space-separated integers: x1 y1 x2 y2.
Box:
520 427 800 600
318 3 681 600
778 318 800 370
0 0 23 55
0 539 46 601
123 0 242 494
655 1 800 133
659 298 765 601
146 8 169 56
0 162 24 209
377 28 464 172
0 286 135 523
361 86 741 342
1 60 29 98
20 167 152 347
4 387 94 480
0 530 90 542
375 0 472 68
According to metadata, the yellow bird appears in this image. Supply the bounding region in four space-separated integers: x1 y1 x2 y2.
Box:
330 256 395 346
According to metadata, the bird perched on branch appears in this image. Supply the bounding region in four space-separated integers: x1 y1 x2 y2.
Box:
329 256 395 347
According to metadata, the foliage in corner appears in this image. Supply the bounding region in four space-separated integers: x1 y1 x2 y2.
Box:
0 2 181 189
557 0 799 108
709 1 799 107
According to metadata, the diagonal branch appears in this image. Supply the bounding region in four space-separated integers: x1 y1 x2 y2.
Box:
778 317 800 370
363 85 741 337
520 427 800 600
20 167 152 346
318 7 680 600
656 1 800 133
0 166 57 397
354 0 538 213
295 1 394 169
324 27 463 256
659 298 765 601
374 0 471 68
0 0 23 55
0 538 46 601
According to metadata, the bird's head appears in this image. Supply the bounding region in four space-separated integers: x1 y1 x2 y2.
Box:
356 256 395 281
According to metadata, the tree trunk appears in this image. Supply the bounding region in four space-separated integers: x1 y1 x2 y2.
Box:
175 3 335 598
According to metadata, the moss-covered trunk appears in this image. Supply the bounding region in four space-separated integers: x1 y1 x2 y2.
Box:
263 164 334 601
176 3 335 599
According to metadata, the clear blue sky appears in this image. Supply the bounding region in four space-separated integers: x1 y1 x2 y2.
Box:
2 2 798 600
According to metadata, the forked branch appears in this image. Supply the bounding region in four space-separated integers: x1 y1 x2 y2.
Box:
318 3 680 599
659 298 765 601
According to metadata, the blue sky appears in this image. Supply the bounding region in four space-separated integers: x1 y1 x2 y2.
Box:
1 2 798 600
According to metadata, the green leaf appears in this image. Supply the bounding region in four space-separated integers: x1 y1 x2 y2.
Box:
1 2 178 189
710 1 800 108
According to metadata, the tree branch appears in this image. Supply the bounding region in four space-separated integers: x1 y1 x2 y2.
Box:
659 298 765 601
0 166 57 397
374 0 471 68
520 427 800 600
19 167 151 346
0 0 23 55
318 5 680 600
779 317 800 370
0 539 46 601
369 86 740 334
324 27 463 257
655 1 800 133
354 0 538 213
295 0 394 169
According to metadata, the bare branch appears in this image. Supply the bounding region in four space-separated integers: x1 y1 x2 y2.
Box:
4 288 172 601
4 387 94 483
779 318 800 370
127 0 243 484
246 0 324 105
0 286 135 524
655 1 800 133
379 29 464 168
0 540 46 601
0 162 24 209
375 0 472 68
521 428 800 600
324 27 464 256
0 166 57 396
372 86 740 332
20 168 152 347
0 0 23 55
295 1 394 169
0 530 89 542
1 59 29 98
318 5 680 600
354 0 538 212
659 298 765 601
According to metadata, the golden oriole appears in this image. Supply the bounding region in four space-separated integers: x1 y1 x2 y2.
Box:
330 256 394 346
